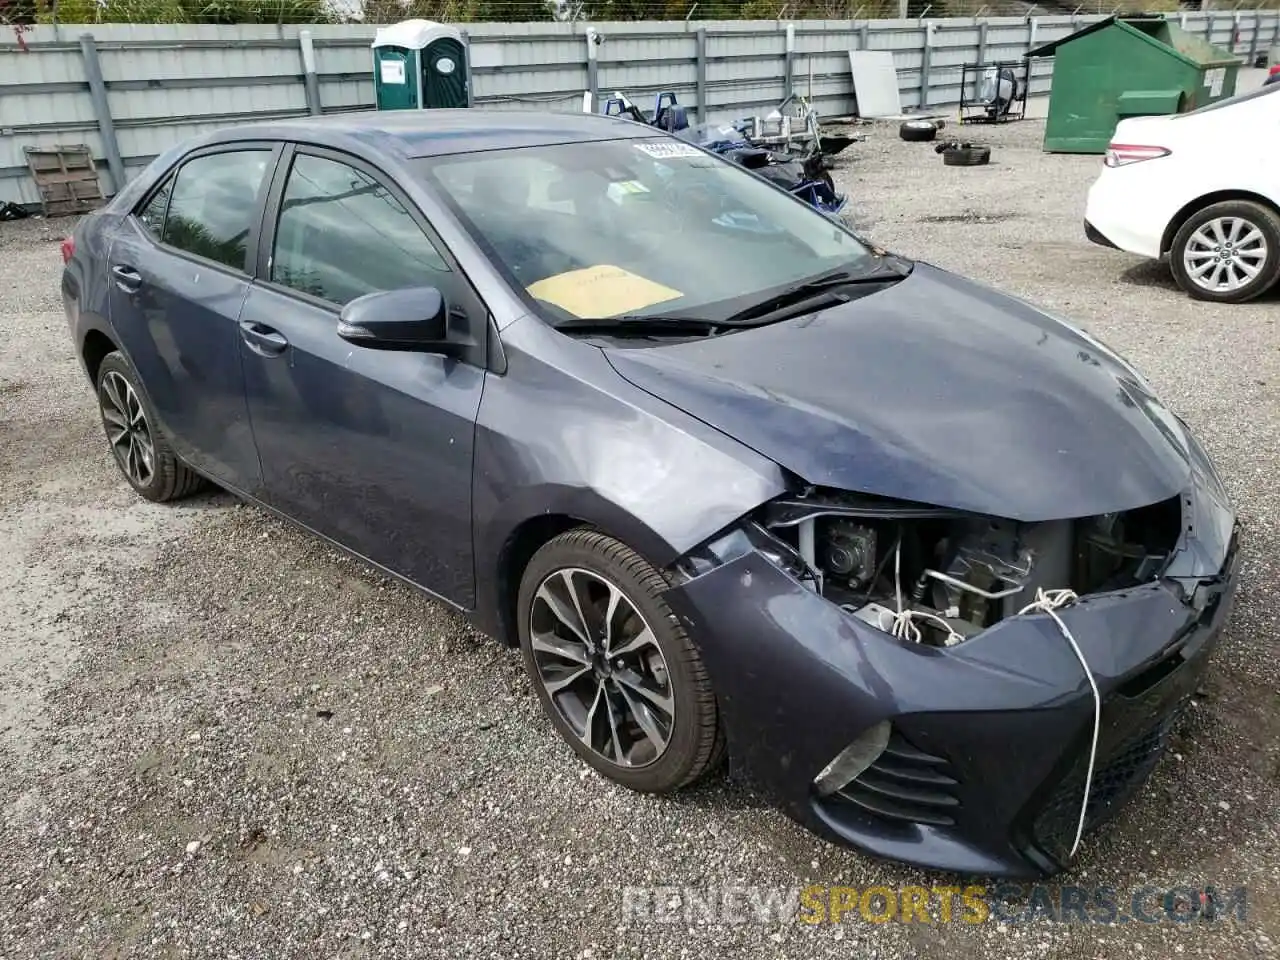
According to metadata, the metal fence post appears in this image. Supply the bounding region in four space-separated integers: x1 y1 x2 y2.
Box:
1248 14 1258 64
977 19 988 66
78 33 125 196
298 30 322 116
696 28 708 122
858 22 870 52
1204 14 1213 43
585 28 600 112
460 29 475 107
920 21 933 108
784 22 795 100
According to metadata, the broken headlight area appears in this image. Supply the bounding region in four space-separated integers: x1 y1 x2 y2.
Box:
675 487 1184 648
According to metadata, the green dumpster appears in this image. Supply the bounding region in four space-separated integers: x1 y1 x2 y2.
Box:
1026 15 1242 154
372 19 470 111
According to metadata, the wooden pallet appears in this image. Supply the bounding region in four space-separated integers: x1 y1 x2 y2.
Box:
23 144 105 217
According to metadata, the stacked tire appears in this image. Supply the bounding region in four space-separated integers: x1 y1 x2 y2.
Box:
935 141 991 166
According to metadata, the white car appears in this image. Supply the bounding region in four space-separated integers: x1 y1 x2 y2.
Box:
1084 80 1280 304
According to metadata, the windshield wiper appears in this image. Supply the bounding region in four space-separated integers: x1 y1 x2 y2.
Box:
722 264 909 325
554 315 728 337
551 261 911 337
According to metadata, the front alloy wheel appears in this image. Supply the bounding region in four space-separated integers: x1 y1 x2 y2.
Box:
530 567 674 768
517 529 723 793
1170 200 1280 304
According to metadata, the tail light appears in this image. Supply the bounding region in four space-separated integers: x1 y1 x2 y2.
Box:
1105 144 1171 168
60 236 75 263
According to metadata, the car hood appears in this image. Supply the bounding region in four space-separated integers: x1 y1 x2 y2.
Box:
603 263 1193 521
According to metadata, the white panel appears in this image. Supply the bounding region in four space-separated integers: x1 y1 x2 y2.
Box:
848 49 901 117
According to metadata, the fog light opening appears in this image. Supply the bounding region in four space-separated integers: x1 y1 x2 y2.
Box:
813 720 892 797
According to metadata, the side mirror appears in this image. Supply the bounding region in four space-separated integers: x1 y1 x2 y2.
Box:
337 287 453 353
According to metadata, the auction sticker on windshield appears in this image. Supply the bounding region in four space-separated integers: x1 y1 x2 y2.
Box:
634 142 704 160
527 265 683 318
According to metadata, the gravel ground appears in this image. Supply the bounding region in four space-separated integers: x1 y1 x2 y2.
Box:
1 113 1278 960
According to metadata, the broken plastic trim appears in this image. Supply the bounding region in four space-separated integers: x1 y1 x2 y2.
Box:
759 491 973 527
670 489 950 574
670 516 817 588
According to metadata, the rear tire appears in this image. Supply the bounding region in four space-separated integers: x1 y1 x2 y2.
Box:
1169 200 1280 304
517 529 722 793
96 351 206 502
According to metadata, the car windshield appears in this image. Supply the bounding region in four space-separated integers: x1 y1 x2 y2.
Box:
419 137 884 326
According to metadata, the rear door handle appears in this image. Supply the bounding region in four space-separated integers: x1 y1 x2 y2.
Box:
238 320 289 357
111 264 142 293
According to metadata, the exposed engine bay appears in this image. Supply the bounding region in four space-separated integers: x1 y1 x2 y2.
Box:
752 489 1184 647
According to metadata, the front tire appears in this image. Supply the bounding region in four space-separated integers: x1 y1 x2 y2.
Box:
517 529 722 793
96 351 205 502
1169 200 1280 303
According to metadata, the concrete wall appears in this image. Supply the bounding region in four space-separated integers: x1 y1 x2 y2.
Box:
3 12 1279 207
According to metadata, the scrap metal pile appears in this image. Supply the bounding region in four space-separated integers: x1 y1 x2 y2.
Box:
588 90 861 217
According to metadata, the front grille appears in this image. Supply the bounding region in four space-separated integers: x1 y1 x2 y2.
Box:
1032 704 1185 864
836 730 960 827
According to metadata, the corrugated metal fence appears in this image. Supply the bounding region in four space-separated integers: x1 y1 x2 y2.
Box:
2 12 1278 206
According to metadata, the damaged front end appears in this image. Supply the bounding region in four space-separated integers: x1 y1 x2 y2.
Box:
679 488 1188 648
663 467 1238 877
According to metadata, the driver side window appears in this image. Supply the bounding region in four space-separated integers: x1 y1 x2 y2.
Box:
271 153 451 307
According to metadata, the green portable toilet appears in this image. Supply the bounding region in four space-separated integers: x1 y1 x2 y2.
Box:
1026 14 1242 154
372 19 470 111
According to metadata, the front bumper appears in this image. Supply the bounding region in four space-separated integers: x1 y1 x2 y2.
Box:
664 514 1239 878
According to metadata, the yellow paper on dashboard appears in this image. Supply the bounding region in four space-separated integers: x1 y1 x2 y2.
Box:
527 265 682 318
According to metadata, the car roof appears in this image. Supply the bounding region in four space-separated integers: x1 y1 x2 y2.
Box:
200 109 655 160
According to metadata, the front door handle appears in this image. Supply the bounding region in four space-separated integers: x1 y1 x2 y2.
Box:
111 264 142 293
239 320 289 357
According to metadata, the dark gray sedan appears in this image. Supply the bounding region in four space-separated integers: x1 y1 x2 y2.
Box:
61 110 1238 877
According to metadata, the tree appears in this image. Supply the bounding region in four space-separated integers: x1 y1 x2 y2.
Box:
0 0 37 23
38 0 335 24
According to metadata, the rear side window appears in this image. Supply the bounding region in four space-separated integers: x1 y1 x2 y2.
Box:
136 179 171 239
160 150 272 270
271 152 450 306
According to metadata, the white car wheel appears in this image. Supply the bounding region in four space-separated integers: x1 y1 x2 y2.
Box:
1170 200 1280 304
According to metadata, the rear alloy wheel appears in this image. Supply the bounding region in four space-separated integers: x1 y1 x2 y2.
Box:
96 351 206 502
1170 201 1280 304
517 529 722 793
